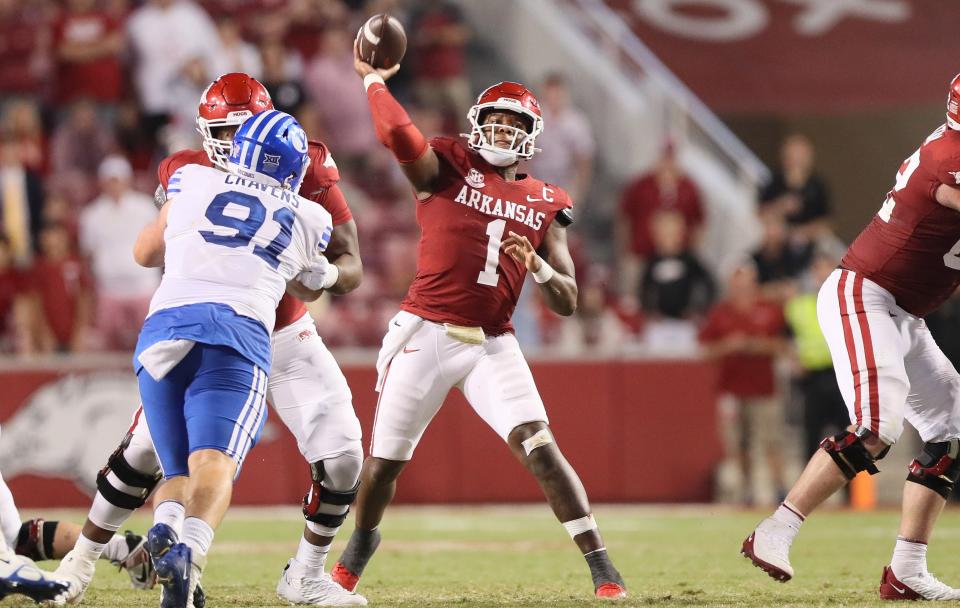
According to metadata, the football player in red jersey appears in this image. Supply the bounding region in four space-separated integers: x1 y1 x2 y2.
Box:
54 74 368 607
328 43 626 601
743 74 960 601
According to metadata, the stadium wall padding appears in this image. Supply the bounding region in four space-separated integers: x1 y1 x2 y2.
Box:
0 358 721 507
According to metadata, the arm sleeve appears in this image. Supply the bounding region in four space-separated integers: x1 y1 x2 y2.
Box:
318 184 353 225
366 82 430 164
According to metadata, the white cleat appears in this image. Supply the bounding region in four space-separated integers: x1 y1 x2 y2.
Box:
741 517 795 582
277 559 368 606
50 549 96 604
880 566 960 600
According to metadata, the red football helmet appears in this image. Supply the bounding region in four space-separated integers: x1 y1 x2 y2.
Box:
948 73 960 130
196 73 273 169
464 81 544 166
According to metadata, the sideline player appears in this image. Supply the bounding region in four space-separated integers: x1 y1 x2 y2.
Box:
54 74 365 606
132 110 333 608
330 43 627 600
743 73 960 600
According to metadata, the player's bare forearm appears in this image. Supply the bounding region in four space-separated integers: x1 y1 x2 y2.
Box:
324 220 362 295
505 223 578 316
935 183 960 211
134 201 170 267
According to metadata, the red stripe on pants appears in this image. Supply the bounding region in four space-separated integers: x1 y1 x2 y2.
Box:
852 274 880 434
837 271 863 427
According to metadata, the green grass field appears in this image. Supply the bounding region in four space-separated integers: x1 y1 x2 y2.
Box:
9 505 960 607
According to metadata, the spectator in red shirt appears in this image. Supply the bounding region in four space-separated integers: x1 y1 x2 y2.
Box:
617 140 704 298
0 0 49 97
51 0 124 106
29 221 94 353
409 2 472 128
0 235 30 354
700 259 788 505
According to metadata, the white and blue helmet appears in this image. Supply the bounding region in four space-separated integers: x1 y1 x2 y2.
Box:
227 109 310 191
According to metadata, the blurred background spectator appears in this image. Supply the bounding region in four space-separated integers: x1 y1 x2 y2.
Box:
528 72 595 204
639 210 714 353
29 221 94 353
79 155 159 350
758 133 831 242
51 0 125 110
409 1 471 129
784 249 850 459
700 259 787 505
616 140 704 301
0 137 44 265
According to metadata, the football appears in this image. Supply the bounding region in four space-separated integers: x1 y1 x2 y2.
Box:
356 13 407 70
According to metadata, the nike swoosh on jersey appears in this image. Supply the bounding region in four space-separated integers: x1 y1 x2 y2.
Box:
402 347 420 354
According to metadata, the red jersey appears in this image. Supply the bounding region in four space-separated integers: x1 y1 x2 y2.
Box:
51 9 122 103
699 298 785 398
157 141 351 330
843 124 960 317
30 255 93 346
401 137 574 335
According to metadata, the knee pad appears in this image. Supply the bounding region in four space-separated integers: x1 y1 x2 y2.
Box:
96 433 162 511
15 519 57 561
820 428 889 480
302 456 361 531
907 439 960 499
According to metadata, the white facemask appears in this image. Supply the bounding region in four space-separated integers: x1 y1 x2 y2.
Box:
479 147 518 167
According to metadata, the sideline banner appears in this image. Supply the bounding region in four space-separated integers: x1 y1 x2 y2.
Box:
0 356 720 507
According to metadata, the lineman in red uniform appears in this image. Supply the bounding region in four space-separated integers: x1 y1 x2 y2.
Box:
54 74 367 606
329 42 626 601
743 73 960 601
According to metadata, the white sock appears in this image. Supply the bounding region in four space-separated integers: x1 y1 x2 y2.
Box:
181 517 214 560
100 535 131 563
294 535 331 576
75 533 107 564
891 537 928 578
154 501 185 539
770 501 805 540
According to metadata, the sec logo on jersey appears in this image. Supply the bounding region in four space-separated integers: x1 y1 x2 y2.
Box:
465 168 485 189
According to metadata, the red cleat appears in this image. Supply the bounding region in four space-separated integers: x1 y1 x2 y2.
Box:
331 561 360 593
595 582 627 599
879 566 925 601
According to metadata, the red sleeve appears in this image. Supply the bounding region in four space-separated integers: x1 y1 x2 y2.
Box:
158 154 186 190
366 81 429 163
306 140 340 188
316 184 353 225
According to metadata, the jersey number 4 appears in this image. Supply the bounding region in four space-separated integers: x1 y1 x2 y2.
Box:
199 191 294 270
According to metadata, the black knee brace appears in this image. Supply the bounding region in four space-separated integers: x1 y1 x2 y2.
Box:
96 434 162 510
820 428 889 480
302 462 359 529
907 439 960 499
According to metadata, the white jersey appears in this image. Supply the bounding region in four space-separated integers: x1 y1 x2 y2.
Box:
149 164 332 333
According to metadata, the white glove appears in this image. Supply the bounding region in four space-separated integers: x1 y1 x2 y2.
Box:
296 255 337 291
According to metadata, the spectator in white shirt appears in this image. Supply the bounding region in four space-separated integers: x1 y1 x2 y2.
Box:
528 72 596 204
79 156 159 350
126 0 221 150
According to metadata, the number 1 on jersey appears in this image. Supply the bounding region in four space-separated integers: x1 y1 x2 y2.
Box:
477 219 506 287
